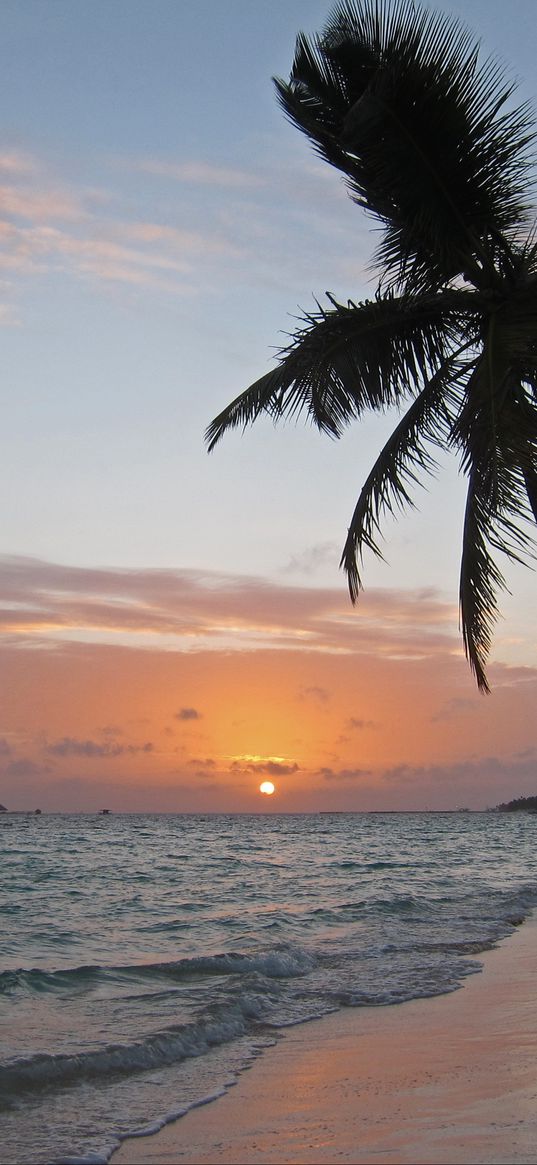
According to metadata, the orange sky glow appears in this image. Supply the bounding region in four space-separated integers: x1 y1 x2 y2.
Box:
1 556 536 814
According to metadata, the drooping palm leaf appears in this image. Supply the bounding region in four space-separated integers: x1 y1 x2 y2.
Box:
341 352 474 599
457 380 536 692
453 327 537 559
525 466 537 523
454 340 537 688
459 467 505 693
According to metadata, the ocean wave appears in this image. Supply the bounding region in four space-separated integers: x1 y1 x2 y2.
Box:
0 943 316 999
0 994 270 1100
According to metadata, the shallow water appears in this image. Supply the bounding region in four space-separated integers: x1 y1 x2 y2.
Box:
2 810 536 1164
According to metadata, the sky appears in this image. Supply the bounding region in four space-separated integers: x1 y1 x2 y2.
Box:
1 0 537 813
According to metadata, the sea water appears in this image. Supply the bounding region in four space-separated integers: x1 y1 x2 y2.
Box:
2 810 537 1164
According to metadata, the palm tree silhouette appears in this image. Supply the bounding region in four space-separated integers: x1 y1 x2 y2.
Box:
207 0 537 692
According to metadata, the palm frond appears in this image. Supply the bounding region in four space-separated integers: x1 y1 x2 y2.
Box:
454 337 537 690
274 0 535 291
459 468 506 693
525 465 537 523
452 332 537 568
340 352 473 599
487 262 537 370
207 290 467 451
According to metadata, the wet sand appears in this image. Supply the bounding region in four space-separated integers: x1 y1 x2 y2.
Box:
112 915 537 1164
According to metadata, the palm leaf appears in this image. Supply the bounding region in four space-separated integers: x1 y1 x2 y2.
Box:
452 330 537 566
525 465 537 523
274 0 535 291
455 336 537 690
459 468 505 693
340 351 474 599
206 290 468 451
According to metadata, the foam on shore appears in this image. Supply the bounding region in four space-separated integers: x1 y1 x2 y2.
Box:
112 914 537 1165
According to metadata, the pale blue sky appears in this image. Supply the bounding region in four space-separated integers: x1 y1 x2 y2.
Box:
1 0 536 665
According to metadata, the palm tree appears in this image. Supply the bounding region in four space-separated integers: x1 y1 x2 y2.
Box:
206 0 537 693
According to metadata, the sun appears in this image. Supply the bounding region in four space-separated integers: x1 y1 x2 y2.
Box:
259 781 275 796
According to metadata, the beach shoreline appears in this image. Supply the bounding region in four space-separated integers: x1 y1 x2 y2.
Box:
112 914 537 1165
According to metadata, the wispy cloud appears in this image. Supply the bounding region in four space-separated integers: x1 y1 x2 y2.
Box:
0 222 193 289
431 697 479 722
45 736 154 758
0 151 245 299
319 765 372 782
0 554 460 659
0 184 86 222
0 144 371 314
299 685 331 704
4 757 50 777
379 754 537 806
0 151 37 176
283 542 339 576
119 220 238 256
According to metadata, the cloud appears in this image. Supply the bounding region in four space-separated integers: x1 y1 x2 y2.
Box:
284 542 339 576
0 143 373 318
319 766 372 782
252 760 299 776
300 685 330 704
230 756 299 776
3 757 49 777
0 151 37 176
0 153 245 300
0 224 193 290
380 754 537 805
347 717 377 730
0 185 85 223
120 220 238 257
431 697 479 722
0 555 461 661
45 736 154 758
0 738 12 756
175 707 202 721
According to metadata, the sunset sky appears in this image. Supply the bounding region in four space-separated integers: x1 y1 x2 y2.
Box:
1 0 537 813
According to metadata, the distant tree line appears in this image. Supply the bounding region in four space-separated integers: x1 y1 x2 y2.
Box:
497 796 537 813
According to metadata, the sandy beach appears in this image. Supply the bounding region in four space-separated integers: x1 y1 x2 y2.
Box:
112 915 537 1165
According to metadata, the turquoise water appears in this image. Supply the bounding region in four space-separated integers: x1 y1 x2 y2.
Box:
2 810 537 1164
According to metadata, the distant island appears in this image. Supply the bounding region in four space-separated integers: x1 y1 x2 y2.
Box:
497 796 537 813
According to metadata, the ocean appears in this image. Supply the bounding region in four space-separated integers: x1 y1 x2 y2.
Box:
2 810 537 1165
